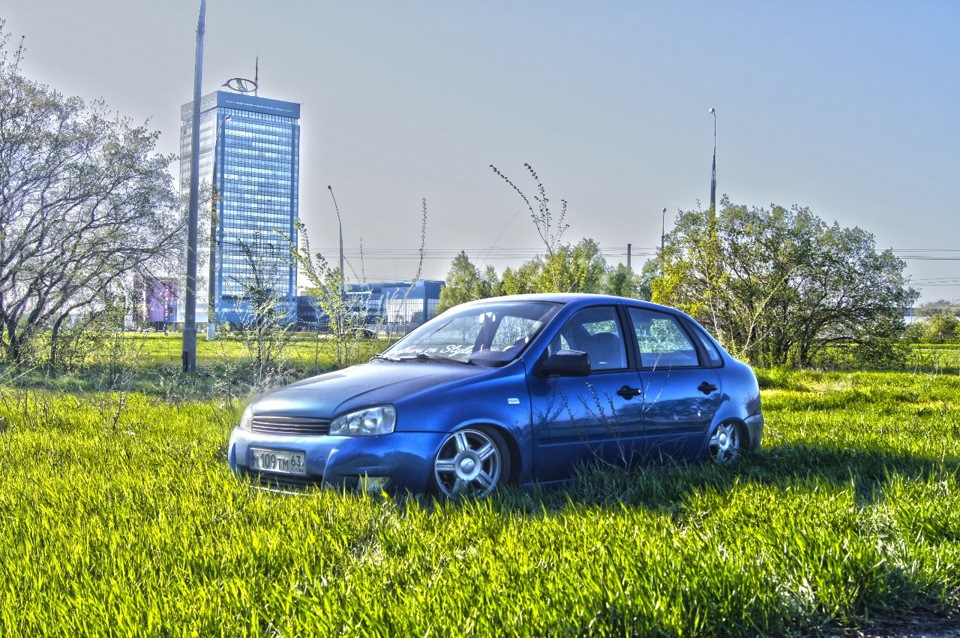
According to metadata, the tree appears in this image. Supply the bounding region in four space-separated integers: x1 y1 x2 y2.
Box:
288 219 364 369
439 165 651 301
500 258 542 296
915 299 960 318
535 238 608 293
290 200 429 368
437 251 501 313
488 164 623 295
231 234 297 381
605 262 648 300
0 25 181 365
921 311 959 344
654 200 918 367
634 259 660 301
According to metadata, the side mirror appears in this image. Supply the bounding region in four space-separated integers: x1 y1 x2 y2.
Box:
536 349 590 377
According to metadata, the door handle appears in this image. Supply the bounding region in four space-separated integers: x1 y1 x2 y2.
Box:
698 381 718 395
617 385 642 400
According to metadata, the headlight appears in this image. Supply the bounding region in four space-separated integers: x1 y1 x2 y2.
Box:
239 405 254 431
330 405 397 436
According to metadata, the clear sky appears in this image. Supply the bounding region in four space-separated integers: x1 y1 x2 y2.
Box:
4 1 959 303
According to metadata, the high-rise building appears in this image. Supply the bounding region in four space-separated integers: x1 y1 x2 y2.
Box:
178 90 300 326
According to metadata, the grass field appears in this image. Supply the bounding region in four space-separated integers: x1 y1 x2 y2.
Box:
0 341 958 635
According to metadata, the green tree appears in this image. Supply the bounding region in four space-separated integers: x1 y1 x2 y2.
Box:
915 299 960 318
500 258 542 296
654 200 918 367
437 252 500 313
288 220 369 369
536 238 608 293
922 311 959 344
232 234 295 382
438 165 650 301
605 262 649 299
0 24 181 365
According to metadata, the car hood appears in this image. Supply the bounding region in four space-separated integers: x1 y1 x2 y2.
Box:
251 360 491 419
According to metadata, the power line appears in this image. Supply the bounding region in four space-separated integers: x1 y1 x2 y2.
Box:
303 246 960 293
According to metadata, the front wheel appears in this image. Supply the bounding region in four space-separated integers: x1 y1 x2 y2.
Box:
432 427 510 499
709 422 741 464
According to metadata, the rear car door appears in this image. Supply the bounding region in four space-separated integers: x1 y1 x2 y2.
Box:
626 307 724 459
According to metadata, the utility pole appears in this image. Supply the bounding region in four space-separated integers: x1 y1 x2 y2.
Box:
182 0 206 373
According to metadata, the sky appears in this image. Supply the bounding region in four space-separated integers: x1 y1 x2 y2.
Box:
3 1 959 303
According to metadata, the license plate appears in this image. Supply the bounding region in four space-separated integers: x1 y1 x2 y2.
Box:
249 447 307 475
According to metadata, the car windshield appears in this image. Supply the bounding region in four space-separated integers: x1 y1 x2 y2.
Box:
381 300 562 366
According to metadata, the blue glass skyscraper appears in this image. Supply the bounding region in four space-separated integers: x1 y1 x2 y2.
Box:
179 90 300 326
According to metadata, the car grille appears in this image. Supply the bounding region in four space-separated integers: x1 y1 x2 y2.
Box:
247 471 323 492
251 415 331 435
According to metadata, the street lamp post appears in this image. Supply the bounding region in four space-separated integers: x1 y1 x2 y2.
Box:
661 207 667 255
709 107 717 215
182 0 206 373
327 186 345 286
661 207 667 275
327 185 345 333
207 115 231 341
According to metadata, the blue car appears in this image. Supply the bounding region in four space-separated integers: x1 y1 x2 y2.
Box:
228 294 764 498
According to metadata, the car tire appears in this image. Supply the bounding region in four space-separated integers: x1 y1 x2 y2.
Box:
709 421 742 464
432 427 511 499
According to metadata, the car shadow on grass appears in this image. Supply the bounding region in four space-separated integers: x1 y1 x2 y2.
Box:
476 443 959 521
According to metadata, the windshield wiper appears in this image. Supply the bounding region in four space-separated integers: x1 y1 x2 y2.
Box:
370 353 401 362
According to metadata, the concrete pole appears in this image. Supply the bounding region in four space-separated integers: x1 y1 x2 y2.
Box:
182 0 206 372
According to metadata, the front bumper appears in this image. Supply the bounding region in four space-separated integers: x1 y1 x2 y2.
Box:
227 428 448 493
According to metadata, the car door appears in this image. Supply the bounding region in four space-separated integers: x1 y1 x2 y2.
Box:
527 305 645 482
626 307 724 460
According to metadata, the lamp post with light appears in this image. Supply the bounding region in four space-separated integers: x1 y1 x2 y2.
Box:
328 185 346 335
207 114 231 340
661 205 667 250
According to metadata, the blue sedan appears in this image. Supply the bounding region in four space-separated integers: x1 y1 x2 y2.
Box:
228 294 764 498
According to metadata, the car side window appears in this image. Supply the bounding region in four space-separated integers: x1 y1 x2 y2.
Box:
687 321 724 368
549 306 627 371
628 308 699 369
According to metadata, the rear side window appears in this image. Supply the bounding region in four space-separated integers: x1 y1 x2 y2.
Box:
687 321 724 368
627 308 699 369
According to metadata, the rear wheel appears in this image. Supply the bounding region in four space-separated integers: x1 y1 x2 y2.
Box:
432 427 510 498
709 422 741 464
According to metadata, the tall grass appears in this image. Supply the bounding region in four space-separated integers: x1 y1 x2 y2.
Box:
0 368 958 635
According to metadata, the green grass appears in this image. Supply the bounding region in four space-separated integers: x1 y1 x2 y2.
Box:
0 361 958 634
906 343 960 374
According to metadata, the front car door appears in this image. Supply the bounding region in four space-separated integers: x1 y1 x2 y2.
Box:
527 305 645 482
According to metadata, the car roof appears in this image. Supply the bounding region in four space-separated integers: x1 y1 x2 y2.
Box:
461 293 682 314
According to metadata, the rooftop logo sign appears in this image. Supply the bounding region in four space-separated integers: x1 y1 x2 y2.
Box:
223 77 258 94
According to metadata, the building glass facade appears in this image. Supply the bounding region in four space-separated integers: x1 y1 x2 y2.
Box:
179 91 300 325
